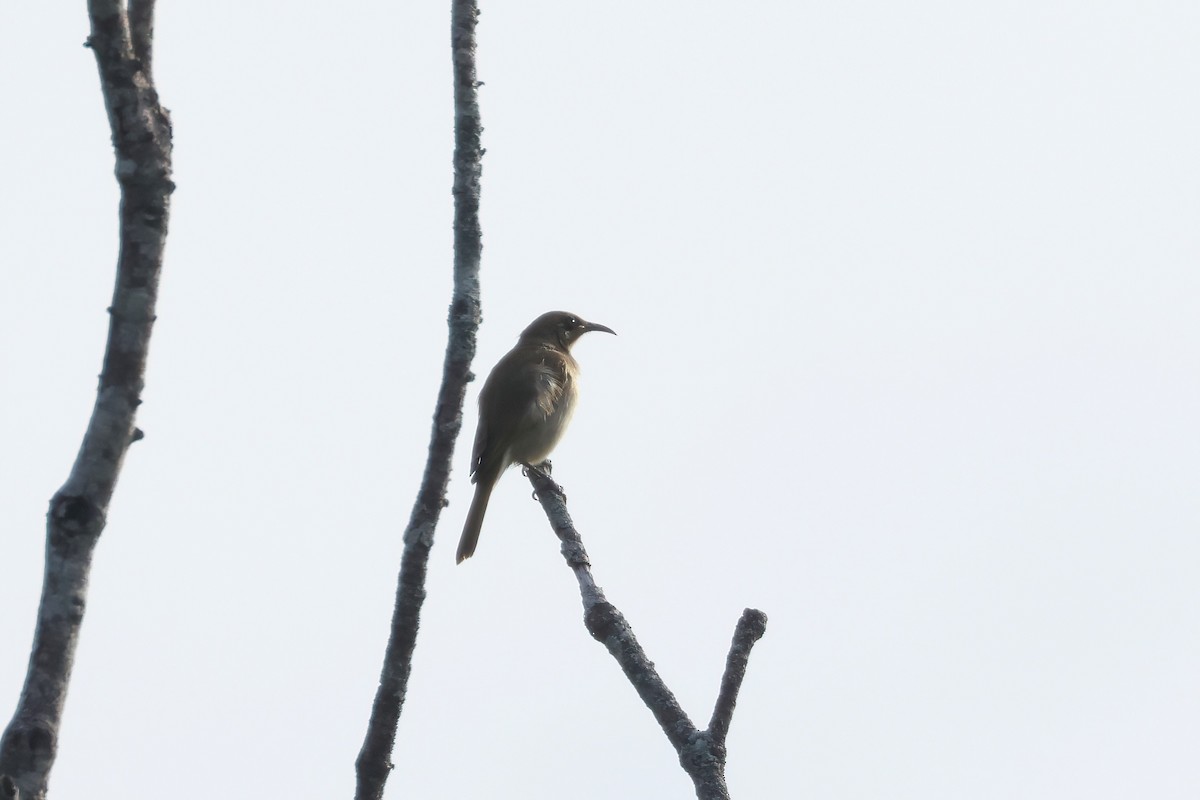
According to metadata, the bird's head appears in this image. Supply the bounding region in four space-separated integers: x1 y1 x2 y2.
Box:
520 311 616 350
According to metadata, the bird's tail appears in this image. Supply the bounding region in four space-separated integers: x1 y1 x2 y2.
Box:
456 476 497 564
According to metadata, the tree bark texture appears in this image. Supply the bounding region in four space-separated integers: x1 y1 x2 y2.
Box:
526 468 768 800
353 2 484 798
0 3 173 798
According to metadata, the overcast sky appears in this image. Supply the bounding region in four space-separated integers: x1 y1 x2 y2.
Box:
2 2 1198 799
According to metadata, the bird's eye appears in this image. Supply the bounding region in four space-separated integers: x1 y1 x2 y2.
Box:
568 317 579 327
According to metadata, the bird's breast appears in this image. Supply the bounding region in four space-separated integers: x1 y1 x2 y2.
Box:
509 361 579 465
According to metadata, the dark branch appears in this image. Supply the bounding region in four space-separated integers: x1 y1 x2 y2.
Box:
128 0 156 77
353 1 483 798
526 469 768 800
0 1 172 797
707 609 768 747
526 468 696 749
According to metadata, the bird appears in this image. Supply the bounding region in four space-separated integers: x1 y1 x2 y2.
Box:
456 311 616 563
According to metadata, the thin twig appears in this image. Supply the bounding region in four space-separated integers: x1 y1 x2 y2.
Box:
526 469 768 800
0 2 172 797
353 1 483 798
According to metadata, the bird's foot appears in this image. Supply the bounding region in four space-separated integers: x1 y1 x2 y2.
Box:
521 460 553 479
522 461 566 502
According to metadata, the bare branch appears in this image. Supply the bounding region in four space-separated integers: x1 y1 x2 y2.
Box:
707 609 768 748
0 1 172 797
526 469 768 800
128 0 156 77
353 1 483 798
526 468 696 746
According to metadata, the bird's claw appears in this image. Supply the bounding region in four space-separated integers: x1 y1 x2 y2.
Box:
522 461 566 503
522 460 553 480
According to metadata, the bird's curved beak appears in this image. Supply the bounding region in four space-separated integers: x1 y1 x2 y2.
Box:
584 321 616 336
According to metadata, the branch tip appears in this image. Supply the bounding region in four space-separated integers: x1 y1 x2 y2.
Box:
706 609 768 747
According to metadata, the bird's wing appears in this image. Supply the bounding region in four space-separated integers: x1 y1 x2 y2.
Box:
469 414 489 480
471 346 571 480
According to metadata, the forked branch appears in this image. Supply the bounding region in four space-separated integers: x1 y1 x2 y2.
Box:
526 468 768 800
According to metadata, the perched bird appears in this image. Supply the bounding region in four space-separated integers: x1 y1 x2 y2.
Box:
457 311 616 563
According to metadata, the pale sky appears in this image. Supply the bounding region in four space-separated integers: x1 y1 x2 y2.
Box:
2 3 1198 798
